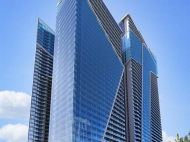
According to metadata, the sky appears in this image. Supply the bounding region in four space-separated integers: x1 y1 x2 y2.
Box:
0 0 189 142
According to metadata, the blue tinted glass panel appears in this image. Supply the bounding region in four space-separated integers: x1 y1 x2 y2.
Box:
142 45 157 142
73 0 123 141
130 31 142 64
49 0 76 141
122 31 142 64
37 19 55 56
122 32 131 63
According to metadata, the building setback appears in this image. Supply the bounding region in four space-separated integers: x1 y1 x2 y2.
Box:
28 0 162 142
28 19 55 142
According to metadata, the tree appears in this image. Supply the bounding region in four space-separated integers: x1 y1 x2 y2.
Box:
175 133 180 142
169 134 188 142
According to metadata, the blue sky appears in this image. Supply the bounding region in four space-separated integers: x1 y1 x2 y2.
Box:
0 0 189 141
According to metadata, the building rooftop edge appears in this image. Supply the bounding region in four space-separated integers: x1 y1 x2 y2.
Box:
56 0 62 8
120 13 131 23
38 18 55 34
120 14 157 59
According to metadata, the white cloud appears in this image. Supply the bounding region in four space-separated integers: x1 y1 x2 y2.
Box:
163 131 175 142
0 124 28 142
0 91 31 119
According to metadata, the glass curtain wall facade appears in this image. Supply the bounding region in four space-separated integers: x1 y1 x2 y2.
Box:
119 14 162 142
49 0 126 142
28 19 55 142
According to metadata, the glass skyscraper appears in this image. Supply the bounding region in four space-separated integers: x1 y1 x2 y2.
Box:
28 19 55 142
29 0 162 142
120 14 162 142
49 0 124 141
